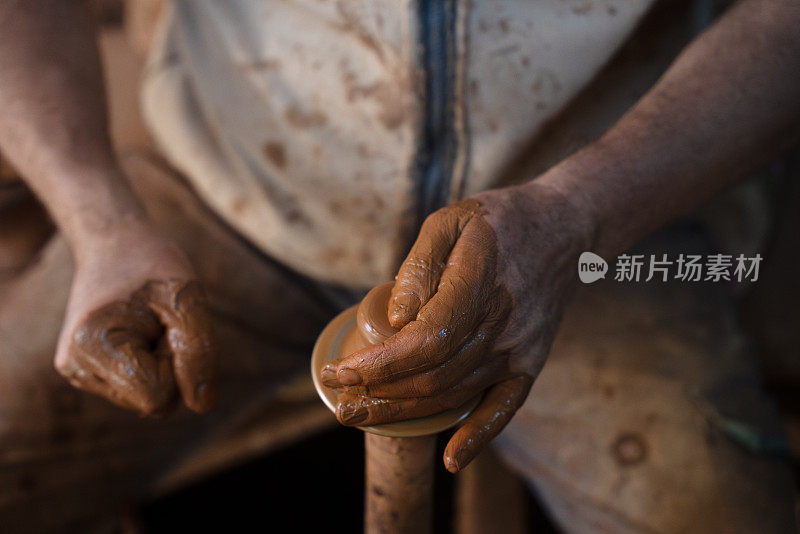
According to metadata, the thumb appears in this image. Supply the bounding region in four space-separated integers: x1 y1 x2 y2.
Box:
390 201 480 327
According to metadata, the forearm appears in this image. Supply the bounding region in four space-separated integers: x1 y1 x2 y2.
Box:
534 0 800 258
0 0 146 259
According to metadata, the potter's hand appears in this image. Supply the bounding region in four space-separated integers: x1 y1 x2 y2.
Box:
54 224 218 415
322 183 594 472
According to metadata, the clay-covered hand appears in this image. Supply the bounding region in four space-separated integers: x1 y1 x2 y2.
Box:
54 224 218 415
322 182 595 472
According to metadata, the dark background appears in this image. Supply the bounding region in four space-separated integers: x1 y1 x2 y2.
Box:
142 427 558 533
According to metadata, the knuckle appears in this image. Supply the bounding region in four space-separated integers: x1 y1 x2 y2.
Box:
137 393 168 417
54 357 72 377
387 401 404 420
364 399 396 424
397 261 441 296
412 369 444 396
419 320 455 358
372 344 406 379
402 256 439 277
373 354 398 381
420 210 444 230
54 355 90 389
440 386 471 411
138 400 159 417
412 374 435 396
440 395 462 411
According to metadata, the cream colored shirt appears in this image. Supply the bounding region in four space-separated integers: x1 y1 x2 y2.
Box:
142 0 656 289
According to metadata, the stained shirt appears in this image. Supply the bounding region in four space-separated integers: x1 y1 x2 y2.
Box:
141 0 656 288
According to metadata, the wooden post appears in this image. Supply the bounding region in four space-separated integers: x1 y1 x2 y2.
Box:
365 433 436 534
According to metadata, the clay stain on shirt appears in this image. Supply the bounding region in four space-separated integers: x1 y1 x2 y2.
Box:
285 106 328 129
612 433 648 466
263 142 287 169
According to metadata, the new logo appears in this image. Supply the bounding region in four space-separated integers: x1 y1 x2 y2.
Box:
578 252 608 284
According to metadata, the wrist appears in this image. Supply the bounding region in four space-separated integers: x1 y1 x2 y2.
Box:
518 165 601 255
46 163 149 261
71 211 156 264
531 143 625 258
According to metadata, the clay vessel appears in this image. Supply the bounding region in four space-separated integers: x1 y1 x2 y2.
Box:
311 282 480 437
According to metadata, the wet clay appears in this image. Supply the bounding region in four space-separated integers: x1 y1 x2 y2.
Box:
356 282 399 345
313 281 480 437
63 280 218 415
331 282 401 372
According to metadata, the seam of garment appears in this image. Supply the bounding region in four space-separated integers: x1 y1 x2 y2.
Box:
448 0 471 204
402 0 463 258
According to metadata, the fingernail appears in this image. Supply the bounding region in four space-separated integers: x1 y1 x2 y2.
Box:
195 382 208 400
194 381 217 411
444 454 459 473
390 293 420 326
339 401 368 425
320 364 338 386
338 367 362 386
